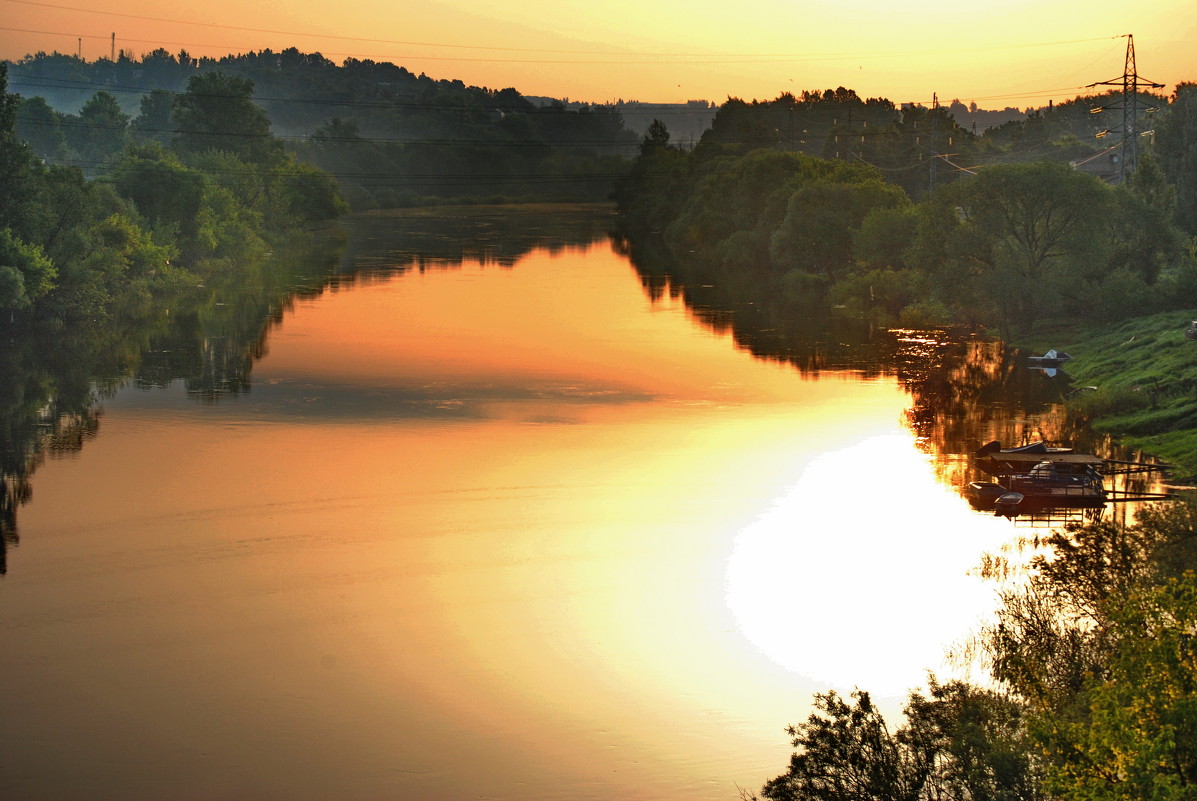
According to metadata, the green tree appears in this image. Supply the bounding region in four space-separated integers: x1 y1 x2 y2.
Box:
758 680 1041 801
761 689 915 801
0 63 40 235
613 119 691 236
853 206 917 270
976 498 1197 799
172 72 282 166
0 228 55 317
132 89 175 146
641 118 671 152
71 91 130 167
910 162 1112 333
110 142 206 254
273 159 348 223
15 96 67 161
769 177 908 280
1155 83 1197 236
1042 574 1197 801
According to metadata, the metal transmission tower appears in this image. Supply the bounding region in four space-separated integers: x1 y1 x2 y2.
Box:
1088 34 1163 183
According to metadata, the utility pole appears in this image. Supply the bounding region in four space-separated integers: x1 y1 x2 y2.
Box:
110 32 115 61
1087 34 1163 183
929 92 938 192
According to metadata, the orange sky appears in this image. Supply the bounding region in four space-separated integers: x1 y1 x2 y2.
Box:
0 0 1192 107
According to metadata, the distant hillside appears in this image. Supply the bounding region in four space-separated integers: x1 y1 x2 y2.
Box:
7 48 1173 208
6 48 642 207
527 97 718 145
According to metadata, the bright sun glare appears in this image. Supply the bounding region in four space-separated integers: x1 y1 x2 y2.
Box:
725 433 1005 697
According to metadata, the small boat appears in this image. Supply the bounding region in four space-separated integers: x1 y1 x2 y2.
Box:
975 440 1072 457
1027 349 1072 367
966 481 1008 509
993 492 1024 517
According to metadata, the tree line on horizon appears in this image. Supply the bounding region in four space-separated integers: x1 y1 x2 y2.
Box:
7 48 640 208
6 48 1176 211
615 81 1197 338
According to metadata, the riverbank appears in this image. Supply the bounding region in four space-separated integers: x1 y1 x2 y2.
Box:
1017 309 1197 480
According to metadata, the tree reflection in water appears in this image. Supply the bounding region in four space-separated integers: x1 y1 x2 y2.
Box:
0 205 1166 573
0 205 617 575
621 233 1171 521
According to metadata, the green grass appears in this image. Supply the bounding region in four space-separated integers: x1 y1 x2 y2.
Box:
1017 310 1197 479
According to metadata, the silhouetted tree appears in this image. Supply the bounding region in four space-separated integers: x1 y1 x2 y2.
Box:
758 681 1041 801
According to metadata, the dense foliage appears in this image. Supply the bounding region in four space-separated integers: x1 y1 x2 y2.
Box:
616 87 1194 337
8 49 640 208
760 681 1040 801
0 64 345 326
981 501 1197 800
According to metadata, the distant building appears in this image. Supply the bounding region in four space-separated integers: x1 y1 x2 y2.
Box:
1070 145 1121 183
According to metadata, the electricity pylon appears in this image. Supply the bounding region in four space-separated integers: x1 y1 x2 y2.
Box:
1088 34 1164 183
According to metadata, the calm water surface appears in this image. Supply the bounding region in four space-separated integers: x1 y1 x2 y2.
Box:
3 209 1022 800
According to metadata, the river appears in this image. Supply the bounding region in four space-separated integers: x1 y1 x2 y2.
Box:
1 205 1075 800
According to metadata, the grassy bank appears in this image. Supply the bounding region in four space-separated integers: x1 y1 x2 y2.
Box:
1019 309 1197 479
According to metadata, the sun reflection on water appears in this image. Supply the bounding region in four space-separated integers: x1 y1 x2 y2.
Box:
1 229 1035 801
726 432 1013 697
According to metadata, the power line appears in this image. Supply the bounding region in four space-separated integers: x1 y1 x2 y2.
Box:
1085 33 1164 182
0 0 644 55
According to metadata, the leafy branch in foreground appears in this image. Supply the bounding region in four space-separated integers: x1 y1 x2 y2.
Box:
756 679 1040 801
752 498 1197 801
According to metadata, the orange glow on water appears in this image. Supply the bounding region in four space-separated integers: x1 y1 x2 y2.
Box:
3 235 1018 800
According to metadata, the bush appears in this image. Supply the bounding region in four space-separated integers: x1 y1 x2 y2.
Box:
1066 384 1152 421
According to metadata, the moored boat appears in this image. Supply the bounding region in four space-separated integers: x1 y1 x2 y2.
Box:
966 481 1009 509
993 491 1025 517
974 441 1101 479
1004 460 1106 508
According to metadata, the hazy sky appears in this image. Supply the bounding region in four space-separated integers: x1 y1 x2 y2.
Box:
1 0 1192 107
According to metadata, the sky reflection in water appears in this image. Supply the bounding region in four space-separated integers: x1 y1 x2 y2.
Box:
2 231 1017 801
